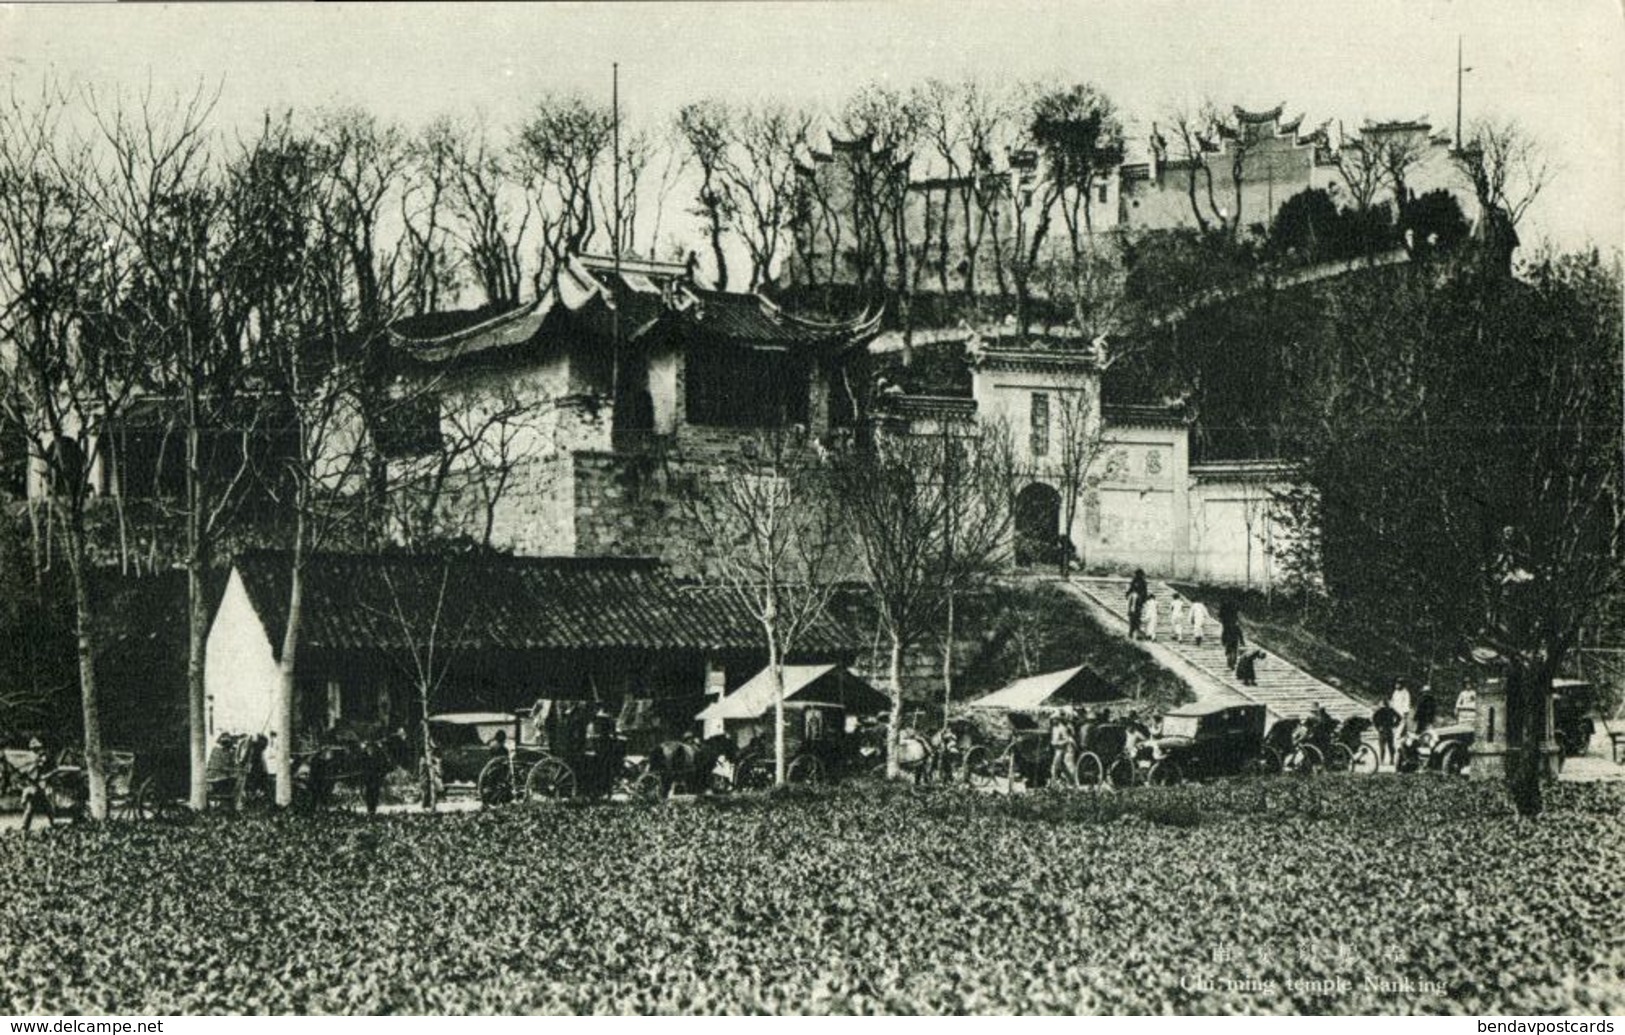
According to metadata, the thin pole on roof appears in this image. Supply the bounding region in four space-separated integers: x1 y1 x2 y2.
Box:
1455 36 1473 151
611 62 622 417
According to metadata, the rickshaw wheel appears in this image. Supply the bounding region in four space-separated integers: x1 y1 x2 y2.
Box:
1285 744 1322 775
130 776 160 820
738 756 775 791
476 757 516 807
788 753 826 784
526 756 577 800
631 770 664 802
1074 752 1104 787
1106 757 1137 788
1147 759 1182 786
1437 743 1469 777
961 745 997 788
1351 744 1380 775
1327 744 1357 773
707 768 734 795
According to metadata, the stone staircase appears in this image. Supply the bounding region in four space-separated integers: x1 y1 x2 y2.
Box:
1067 577 1371 723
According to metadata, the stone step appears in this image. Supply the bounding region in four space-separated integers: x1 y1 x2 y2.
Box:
1069 577 1372 722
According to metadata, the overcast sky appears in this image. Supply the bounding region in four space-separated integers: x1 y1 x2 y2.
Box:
2 0 1619 252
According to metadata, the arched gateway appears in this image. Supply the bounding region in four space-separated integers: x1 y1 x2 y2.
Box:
1014 482 1063 566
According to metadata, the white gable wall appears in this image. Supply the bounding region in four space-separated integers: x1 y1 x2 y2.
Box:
204 569 283 740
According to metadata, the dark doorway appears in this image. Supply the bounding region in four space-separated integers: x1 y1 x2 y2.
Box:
1014 482 1062 566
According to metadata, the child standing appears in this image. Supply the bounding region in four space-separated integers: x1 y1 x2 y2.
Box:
1168 595 1187 643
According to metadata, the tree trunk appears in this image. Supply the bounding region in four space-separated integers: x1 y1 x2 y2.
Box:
64 516 107 821
1504 659 1545 818
769 625 787 787
419 685 437 812
886 629 904 780
186 560 209 811
274 511 306 807
185 420 209 811
942 589 955 719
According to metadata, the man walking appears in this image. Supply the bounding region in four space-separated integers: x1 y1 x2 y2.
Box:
1390 679 1414 738
1168 594 1187 643
1189 599 1211 646
1126 569 1149 640
1372 697 1401 768
1219 600 1245 670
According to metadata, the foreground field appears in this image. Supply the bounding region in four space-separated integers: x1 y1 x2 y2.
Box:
2 778 1622 1014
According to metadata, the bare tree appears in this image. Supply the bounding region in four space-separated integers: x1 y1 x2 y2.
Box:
682 428 847 785
515 93 613 295
1334 135 1383 215
435 118 530 309
637 122 692 260
936 419 1018 708
719 102 812 290
1030 83 1126 336
364 558 489 812
1048 387 1107 577
1453 118 1550 267
0 82 142 820
311 107 410 334
998 134 1060 336
1163 102 1244 238
87 84 276 811
677 100 735 290
401 117 465 315
829 432 952 777
233 114 386 805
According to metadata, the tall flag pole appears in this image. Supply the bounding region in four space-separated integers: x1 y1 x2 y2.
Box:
1455 36 1466 150
611 62 622 413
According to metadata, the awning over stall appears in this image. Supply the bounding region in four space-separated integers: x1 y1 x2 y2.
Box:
966 665 1129 712
696 664 889 722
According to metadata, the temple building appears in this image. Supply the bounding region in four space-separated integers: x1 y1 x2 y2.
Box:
382 254 881 560
875 333 1294 585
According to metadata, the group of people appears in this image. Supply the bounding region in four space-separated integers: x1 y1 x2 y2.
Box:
1125 572 1263 681
1366 677 1476 767
1044 707 1155 784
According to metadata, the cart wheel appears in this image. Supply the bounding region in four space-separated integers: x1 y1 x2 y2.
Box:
1438 743 1469 777
1147 759 1182 786
1327 744 1356 773
628 770 663 802
1074 752 1104 787
788 754 826 785
1285 744 1322 775
128 776 157 820
962 746 997 789
1106 756 1137 788
707 766 734 796
526 756 577 800
1351 744 1380 775
730 756 768 790
476 757 516 807
113 786 141 822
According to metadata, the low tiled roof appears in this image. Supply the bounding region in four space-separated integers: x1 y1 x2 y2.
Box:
387 253 879 365
1102 401 1189 427
683 290 881 350
231 551 855 658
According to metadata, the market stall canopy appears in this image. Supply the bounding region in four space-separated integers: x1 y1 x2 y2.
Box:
966 665 1130 712
696 664 889 722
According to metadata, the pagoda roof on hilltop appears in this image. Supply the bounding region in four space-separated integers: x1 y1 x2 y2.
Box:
1234 103 1286 124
